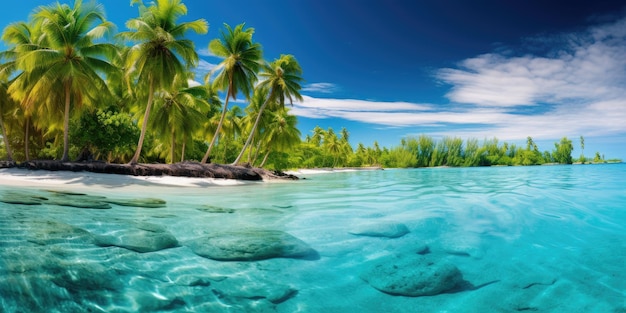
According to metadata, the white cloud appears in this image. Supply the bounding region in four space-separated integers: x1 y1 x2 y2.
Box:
197 59 217 72
437 17 626 107
187 79 201 87
292 96 432 120
197 48 215 57
293 95 626 141
192 59 217 82
290 16 626 143
302 82 338 93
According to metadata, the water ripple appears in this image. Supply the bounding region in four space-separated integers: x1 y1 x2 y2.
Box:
1 164 625 312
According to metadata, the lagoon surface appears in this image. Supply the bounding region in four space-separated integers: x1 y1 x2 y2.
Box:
0 164 625 312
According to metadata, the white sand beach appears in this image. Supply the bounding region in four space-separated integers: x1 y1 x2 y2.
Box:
0 168 252 190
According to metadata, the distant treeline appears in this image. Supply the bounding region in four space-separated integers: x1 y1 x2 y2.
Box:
0 121 620 169
263 129 620 170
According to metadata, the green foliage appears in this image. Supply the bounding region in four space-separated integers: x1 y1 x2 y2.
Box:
203 22 261 163
121 0 208 164
381 146 417 168
71 108 139 162
234 54 304 164
1 2 619 171
290 132 617 170
553 137 574 164
593 152 602 163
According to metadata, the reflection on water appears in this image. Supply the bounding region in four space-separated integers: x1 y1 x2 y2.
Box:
1 164 625 312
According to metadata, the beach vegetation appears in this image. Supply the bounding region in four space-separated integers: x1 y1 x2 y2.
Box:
0 77 15 161
552 137 574 164
0 0 621 170
71 107 139 162
149 75 210 163
4 1 118 162
579 135 586 164
120 0 208 164
202 23 261 163
233 54 303 165
287 132 620 169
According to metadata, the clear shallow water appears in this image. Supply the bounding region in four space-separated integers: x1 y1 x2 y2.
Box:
1 164 625 312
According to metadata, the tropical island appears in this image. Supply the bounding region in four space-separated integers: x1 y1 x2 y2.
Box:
0 0 620 180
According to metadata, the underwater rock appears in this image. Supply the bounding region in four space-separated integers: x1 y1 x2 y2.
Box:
416 244 430 255
196 205 236 213
95 222 179 253
133 294 186 312
46 259 122 291
26 219 94 245
107 198 167 208
212 281 298 304
361 254 463 297
1 190 112 209
440 234 485 258
0 191 47 205
187 229 318 261
47 192 111 209
349 222 410 238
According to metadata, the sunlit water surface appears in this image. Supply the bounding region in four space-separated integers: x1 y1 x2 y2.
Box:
1 164 625 312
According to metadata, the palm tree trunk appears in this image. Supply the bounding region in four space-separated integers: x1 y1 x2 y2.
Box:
0 114 13 161
221 135 228 163
233 88 274 165
259 149 271 168
170 129 175 164
247 131 256 163
252 140 262 165
180 134 186 162
61 80 72 162
202 83 232 164
24 118 30 161
129 78 155 165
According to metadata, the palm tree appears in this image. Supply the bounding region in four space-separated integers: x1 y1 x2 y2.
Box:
218 105 243 163
201 23 261 163
233 54 303 165
150 75 209 163
1 21 38 161
323 127 342 167
0 78 15 161
10 1 119 162
121 0 208 164
579 135 585 163
311 125 324 147
240 86 270 163
258 108 301 167
339 126 353 158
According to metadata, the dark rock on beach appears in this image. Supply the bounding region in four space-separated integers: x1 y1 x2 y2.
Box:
8 160 298 181
361 254 464 297
187 229 318 261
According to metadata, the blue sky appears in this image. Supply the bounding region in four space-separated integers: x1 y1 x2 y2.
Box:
2 0 626 159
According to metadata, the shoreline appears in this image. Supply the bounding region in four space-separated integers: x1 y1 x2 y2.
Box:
285 166 383 176
0 162 385 190
0 160 298 182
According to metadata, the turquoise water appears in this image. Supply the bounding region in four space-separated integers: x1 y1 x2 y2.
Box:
1 164 625 312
